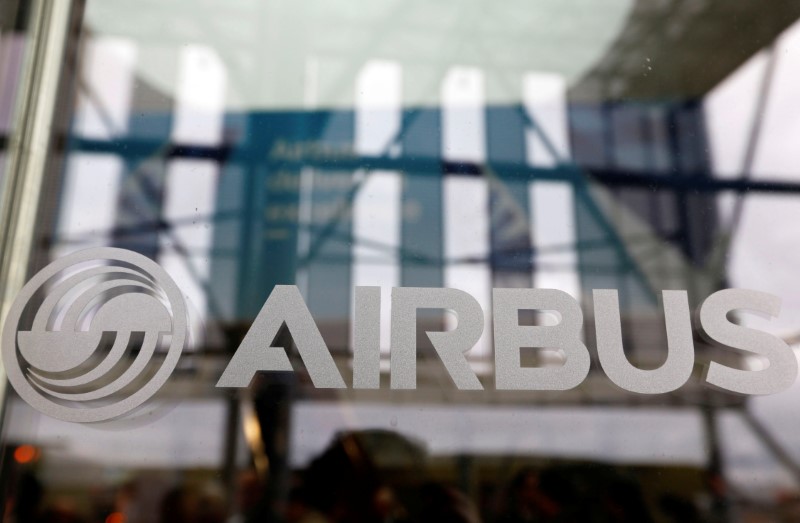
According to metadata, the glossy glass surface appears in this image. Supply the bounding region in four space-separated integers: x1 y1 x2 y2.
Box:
3 2 800 522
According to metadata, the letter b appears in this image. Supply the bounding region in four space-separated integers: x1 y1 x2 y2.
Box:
493 289 590 390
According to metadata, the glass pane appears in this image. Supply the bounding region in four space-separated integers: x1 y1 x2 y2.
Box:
3 2 800 522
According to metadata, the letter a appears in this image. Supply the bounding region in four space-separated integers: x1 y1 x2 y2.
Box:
217 285 345 388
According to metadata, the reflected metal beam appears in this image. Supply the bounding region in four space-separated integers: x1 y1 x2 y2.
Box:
69 135 800 194
741 408 800 487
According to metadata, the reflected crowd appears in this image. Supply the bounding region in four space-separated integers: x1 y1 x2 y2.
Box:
1 429 764 523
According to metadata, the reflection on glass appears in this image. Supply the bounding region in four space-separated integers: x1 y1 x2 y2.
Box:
3 1 800 522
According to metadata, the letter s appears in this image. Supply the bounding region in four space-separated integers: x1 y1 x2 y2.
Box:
700 289 796 395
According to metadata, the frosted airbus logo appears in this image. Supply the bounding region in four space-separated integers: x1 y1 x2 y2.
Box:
6 250 798 424
2 248 187 423
217 286 798 396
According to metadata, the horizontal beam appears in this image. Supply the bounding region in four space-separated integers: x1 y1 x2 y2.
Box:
69 136 800 195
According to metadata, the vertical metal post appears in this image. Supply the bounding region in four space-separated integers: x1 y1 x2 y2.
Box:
0 0 76 414
0 1 78 516
221 391 242 513
701 405 730 522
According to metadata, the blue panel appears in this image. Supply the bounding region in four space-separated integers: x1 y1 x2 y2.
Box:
399 108 443 288
304 110 354 350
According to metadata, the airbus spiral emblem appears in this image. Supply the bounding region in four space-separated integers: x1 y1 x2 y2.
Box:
2 248 187 422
